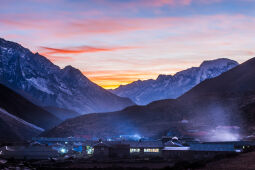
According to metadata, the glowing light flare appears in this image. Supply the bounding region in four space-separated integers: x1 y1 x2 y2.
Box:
61 148 66 153
208 126 240 142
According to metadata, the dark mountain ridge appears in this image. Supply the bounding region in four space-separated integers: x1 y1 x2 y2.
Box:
180 57 255 99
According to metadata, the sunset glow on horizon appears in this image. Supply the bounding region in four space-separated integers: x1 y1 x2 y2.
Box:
1 0 255 89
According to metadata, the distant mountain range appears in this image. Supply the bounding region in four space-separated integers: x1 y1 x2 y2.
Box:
43 57 255 140
0 38 134 116
110 58 238 105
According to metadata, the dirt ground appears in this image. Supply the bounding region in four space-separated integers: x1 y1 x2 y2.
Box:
32 160 175 169
198 151 255 170
2 152 255 169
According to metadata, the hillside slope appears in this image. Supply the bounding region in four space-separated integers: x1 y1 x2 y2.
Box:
0 83 61 130
0 108 43 142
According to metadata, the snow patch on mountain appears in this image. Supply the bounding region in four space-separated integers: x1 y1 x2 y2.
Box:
27 77 54 94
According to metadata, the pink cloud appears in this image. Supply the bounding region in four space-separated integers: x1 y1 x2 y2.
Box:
43 55 74 62
145 0 222 6
139 0 191 7
2 13 255 40
96 0 222 8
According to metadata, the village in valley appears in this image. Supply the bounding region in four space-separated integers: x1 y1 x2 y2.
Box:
1 133 255 169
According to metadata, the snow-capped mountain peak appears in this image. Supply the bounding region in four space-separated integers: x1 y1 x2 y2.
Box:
110 58 239 105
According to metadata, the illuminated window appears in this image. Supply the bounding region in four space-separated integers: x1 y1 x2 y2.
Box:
86 146 94 155
130 148 140 153
144 148 159 153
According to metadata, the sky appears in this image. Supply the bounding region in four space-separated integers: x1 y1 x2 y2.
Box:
1 0 255 89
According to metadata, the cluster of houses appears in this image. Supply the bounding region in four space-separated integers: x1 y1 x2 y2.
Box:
1 136 255 161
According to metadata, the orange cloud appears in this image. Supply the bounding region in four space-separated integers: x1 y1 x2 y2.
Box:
40 45 137 55
83 70 165 89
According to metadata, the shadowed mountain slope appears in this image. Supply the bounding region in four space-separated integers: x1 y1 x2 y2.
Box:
0 108 43 143
0 83 61 130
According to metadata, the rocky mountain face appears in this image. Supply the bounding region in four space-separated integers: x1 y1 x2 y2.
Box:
0 38 134 115
43 58 255 141
110 58 238 105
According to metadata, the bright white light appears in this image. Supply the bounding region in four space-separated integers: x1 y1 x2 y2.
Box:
60 148 67 153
